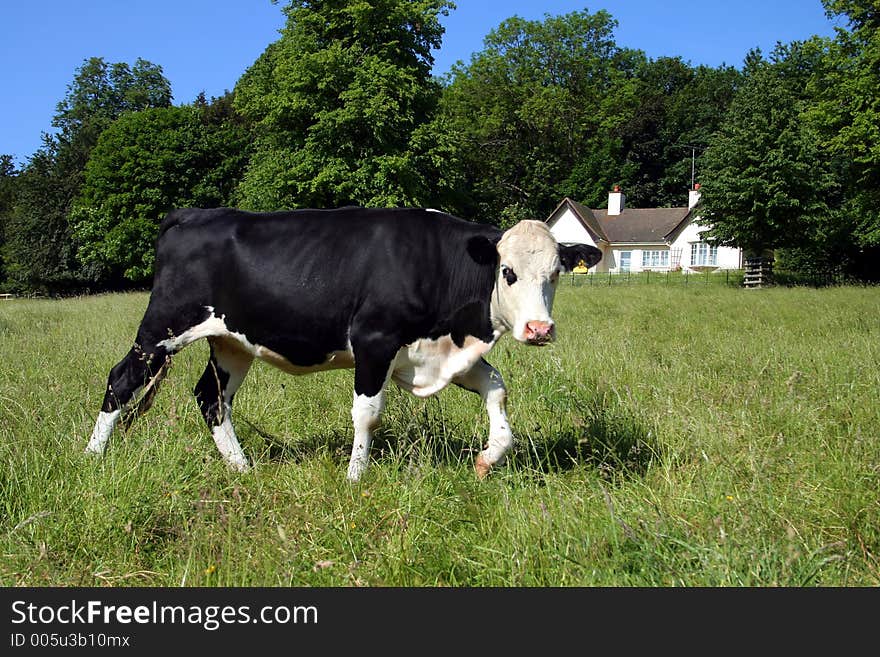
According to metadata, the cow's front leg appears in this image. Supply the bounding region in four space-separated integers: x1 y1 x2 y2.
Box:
193 338 254 472
348 339 397 482
453 358 512 479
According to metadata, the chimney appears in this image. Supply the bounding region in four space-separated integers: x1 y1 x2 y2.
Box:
608 185 625 215
688 182 701 209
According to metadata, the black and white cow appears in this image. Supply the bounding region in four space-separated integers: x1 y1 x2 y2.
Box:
85 207 601 480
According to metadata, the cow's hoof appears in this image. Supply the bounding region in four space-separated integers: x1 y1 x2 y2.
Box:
227 459 251 473
474 454 491 480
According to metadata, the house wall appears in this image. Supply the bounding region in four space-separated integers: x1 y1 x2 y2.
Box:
548 208 595 245
547 208 608 271
670 220 742 271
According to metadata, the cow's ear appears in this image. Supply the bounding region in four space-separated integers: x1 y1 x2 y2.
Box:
558 243 603 272
467 235 500 266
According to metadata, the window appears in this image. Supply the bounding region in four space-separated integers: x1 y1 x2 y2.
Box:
619 250 632 272
641 250 669 268
690 242 718 267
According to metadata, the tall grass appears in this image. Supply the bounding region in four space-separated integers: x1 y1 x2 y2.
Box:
1 285 878 586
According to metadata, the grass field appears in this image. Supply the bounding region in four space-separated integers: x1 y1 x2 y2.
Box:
1 284 878 586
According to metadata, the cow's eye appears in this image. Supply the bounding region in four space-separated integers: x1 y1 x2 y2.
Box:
501 265 517 285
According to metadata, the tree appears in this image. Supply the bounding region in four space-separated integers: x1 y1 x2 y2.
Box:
234 0 453 210
72 94 252 283
440 9 642 224
0 155 15 200
696 43 840 258
52 58 171 172
647 63 741 207
2 57 172 293
0 155 17 286
609 57 740 208
811 0 880 252
2 147 91 292
611 56 696 208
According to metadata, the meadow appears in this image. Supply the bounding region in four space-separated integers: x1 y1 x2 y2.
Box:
1 283 878 586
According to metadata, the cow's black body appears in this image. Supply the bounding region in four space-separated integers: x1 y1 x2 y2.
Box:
131 207 501 398
90 206 601 478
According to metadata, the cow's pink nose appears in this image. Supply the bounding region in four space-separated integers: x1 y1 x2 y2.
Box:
525 320 555 344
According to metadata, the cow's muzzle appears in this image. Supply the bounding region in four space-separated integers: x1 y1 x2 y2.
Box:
524 320 555 346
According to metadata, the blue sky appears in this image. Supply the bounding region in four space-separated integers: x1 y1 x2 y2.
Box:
1 1 842 167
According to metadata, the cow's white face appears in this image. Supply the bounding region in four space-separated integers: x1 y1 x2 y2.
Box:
490 221 563 345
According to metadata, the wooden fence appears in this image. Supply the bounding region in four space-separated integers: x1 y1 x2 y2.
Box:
743 257 774 289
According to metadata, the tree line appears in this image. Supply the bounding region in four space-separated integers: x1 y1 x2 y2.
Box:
1 0 877 294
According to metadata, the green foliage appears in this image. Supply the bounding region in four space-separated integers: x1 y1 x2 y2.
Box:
619 60 741 207
3 145 113 294
234 0 453 210
52 58 172 163
439 10 635 221
0 155 16 287
822 0 880 29
811 0 880 249
695 7 879 280
610 56 694 207
439 11 741 224
72 95 251 283
697 42 841 254
2 57 172 293
6 4 880 287
0 155 15 205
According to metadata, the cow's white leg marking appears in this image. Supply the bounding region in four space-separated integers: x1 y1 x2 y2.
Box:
85 409 122 455
86 345 171 457
206 338 254 472
347 390 386 482
212 408 249 472
454 360 512 478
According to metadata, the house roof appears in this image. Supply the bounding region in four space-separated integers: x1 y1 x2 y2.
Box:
593 207 692 243
548 197 694 245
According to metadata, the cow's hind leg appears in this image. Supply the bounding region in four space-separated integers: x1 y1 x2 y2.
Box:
453 358 512 479
85 345 171 455
193 337 254 472
347 339 397 482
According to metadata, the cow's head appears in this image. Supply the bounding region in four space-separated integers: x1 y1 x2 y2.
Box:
488 220 602 345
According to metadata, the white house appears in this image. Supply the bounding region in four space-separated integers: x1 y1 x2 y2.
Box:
545 185 742 273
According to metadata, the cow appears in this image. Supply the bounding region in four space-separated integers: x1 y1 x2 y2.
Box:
85 207 601 481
